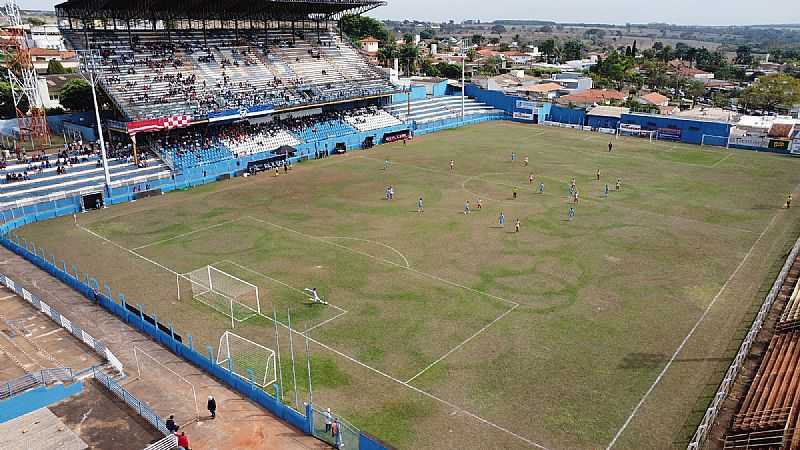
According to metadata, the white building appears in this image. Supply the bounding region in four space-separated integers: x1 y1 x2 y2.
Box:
27 25 66 51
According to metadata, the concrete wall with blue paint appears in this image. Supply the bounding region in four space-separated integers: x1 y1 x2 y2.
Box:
587 114 621 130
548 104 586 126
620 113 732 146
432 80 448 97
391 85 427 104
0 382 84 423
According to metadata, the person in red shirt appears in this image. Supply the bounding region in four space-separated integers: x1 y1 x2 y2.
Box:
177 432 189 450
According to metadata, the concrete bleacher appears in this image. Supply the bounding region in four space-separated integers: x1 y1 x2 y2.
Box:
61 28 395 121
345 108 403 132
1 155 170 209
221 130 300 157
384 96 504 123
723 256 800 450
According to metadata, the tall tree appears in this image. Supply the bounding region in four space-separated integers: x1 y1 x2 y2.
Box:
47 60 67 75
377 43 398 68
399 44 419 75
539 39 557 61
741 73 800 112
339 15 390 44
562 39 585 61
470 34 484 46
59 79 94 111
735 45 754 66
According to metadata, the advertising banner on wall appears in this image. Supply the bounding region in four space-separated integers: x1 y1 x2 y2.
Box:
512 112 535 121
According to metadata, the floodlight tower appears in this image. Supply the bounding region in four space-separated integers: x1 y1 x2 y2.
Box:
1 0 50 150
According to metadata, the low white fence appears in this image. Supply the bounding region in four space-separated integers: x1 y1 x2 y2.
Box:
0 272 125 377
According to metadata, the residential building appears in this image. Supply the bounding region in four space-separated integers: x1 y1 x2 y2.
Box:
29 48 78 74
35 73 81 109
27 25 66 51
550 73 593 94
639 92 669 107
556 89 627 107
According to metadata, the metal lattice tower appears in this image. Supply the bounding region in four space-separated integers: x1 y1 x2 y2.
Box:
1 0 50 150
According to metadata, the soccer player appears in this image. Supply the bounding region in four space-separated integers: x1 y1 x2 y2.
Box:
539 182 545 194
523 156 529 167
304 288 328 305
616 178 621 191
529 173 534 184
385 186 390 200
384 159 390 170
389 185 395 200
476 197 482 209
596 169 600 181
604 184 609 197
511 152 516 161
608 141 613 152
515 218 521 233
568 207 576 221
571 177 576 188
787 193 793 209
449 159 455 171
464 200 471 214
418 197 424 213
574 190 580 204
513 188 518 200
499 211 505 227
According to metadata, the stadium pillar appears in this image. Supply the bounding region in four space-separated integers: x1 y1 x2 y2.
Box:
131 133 139 166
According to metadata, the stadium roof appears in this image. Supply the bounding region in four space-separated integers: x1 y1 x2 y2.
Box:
55 0 386 21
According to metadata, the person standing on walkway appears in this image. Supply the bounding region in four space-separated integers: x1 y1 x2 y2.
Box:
166 415 179 433
325 408 333 433
207 395 217 419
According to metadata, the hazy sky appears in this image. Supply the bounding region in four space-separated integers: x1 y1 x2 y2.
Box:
17 0 800 26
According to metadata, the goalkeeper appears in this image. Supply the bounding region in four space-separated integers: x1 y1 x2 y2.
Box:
305 288 328 305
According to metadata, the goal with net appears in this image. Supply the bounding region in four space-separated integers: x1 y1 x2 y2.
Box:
617 124 655 142
217 331 277 388
178 265 260 327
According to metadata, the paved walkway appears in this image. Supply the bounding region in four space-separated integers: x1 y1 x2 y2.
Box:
0 246 327 450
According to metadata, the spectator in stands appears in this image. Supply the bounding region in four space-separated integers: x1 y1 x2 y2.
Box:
324 408 333 433
165 415 179 433
207 395 217 419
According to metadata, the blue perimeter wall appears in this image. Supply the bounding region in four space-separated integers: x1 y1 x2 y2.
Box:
587 115 621 130
620 113 732 145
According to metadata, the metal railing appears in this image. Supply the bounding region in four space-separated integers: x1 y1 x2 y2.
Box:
0 272 125 377
93 367 170 436
0 367 75 400
687 237 800 450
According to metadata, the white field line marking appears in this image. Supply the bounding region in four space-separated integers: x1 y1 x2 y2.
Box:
245 216 519 308
303 311 349 333
76 224 180 276
605 210 782 449
319 236 411 268
711 153 733 168
0 294 15 300
132 218 243 250
406 304 519 384
75 222 543 448
33 328 64 340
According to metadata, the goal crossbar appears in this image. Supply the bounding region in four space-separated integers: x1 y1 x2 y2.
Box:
216 331 277 388
177 265 260 327
132 346 199 421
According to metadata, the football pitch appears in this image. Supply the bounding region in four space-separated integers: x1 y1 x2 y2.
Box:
15 122 800 449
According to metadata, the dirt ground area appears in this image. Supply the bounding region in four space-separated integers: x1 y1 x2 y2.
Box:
0 246 329 450
0 286 102 379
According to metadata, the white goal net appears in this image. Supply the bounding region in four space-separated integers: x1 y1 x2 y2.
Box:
617 125 655 142
178 265 260 326
131 346 199 422
217 331 277 388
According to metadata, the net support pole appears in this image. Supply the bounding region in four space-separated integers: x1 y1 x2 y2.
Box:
273 307 284 401
288 308 299 409
305 333 313 405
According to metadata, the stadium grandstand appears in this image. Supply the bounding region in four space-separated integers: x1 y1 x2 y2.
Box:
723 256 800 450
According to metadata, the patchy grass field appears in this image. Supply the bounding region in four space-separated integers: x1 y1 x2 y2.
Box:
15 122 800 449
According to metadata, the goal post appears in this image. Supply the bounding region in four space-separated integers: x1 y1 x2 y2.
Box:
131 346 199 423
216 331 277 389
617 124 655 142
177 265 260 327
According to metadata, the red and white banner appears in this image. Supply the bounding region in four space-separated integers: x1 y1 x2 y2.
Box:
127 115 193 135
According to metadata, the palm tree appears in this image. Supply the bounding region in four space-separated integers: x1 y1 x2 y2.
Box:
399 44 419 76
378 44 398 68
